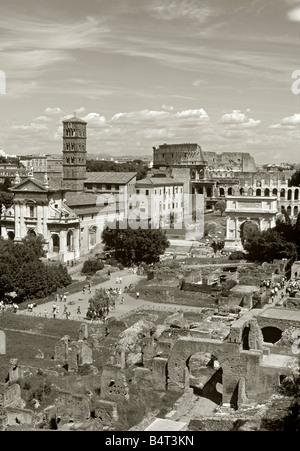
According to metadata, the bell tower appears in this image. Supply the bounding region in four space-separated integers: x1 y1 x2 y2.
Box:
62 116 87 192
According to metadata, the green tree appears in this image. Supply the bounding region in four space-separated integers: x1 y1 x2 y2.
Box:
101 223 170 266
288 170 300 187
0 236 71 302
244 229 298 263
87 288 112 319
215 200 226 216
210 239 225 254
86 159 148 180
82 258 104 275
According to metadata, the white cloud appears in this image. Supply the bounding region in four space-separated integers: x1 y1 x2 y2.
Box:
221 110 261 128
193 79 208 87
82 113 107 127
45 107 63 115
287 6 300 21
281 113 300 125
175 108 209 120
147 0 216 23
161 104 174 111
111 109 170 122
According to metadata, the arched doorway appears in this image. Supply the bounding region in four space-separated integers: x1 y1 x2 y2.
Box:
52 234 60 253
88 226 97 249
261 327 282 344
219 187 225 196
288 189 292 201
67 230 74 252
272 188 278 196
295 189 299 201
264 188 270 196
27 229 36 237
228 188 233 195
186 352 222 406
240 220 259 246
280 189 285 199
242 326 250 350
256 189 261 196
7 231 15 240
294 206 299 217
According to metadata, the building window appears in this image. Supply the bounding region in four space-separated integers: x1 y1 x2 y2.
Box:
145 190 149 196
29 206 34 218
106 184 111 190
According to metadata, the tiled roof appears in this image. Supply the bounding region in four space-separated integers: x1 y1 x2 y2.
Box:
86 172 137 184
65 192 99 207
136 177 183 186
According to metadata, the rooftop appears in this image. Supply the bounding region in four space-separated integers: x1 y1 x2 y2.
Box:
62 116 87 124
86 172 137 184
65 192 99 206
136 176 183 186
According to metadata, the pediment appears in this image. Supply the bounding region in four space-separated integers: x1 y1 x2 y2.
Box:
12 178 47 192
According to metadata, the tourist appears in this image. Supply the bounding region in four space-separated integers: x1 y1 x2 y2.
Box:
116 276 119 284
136 291 139 299
119 276 122 284
63 294 67 302
77 306 81 314
121 297 124 304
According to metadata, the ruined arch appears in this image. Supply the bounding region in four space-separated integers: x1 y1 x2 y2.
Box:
261 327 282 344
168 339 240 408
186 352 223 405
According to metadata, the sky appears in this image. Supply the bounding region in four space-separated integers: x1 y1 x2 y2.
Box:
0 0 300 164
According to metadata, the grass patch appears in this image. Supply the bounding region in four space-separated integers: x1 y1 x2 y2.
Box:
0 313 82 382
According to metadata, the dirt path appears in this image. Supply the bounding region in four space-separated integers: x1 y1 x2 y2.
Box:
17 268 206 322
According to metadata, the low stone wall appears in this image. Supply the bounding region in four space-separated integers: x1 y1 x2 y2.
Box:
165 388 194 421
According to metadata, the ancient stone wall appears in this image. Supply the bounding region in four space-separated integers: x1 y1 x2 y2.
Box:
55 390 90 422
100 365 129 402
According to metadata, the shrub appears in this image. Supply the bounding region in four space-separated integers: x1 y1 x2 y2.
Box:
106 257 120 267
229 251 247 261
82 258 104 275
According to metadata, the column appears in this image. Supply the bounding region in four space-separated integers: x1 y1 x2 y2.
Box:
235 217 239 239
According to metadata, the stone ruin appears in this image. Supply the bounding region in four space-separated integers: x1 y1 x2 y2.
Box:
54 335 93 372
